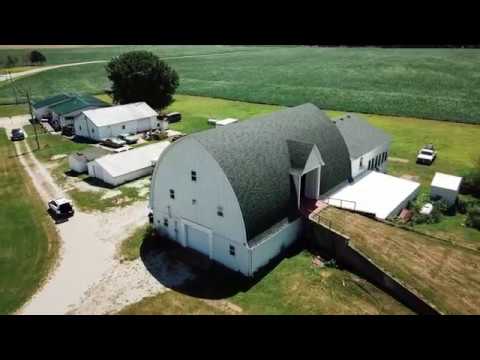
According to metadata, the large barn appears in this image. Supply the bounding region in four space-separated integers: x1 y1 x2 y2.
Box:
149 104 418 277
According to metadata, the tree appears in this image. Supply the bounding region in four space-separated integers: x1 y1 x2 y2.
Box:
29 50 47 65
5 55 18 68
105 51 179 110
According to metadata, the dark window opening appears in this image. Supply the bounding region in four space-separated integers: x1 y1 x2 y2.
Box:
169 189 175 199
192 199 197 205
163 218 169 227
217 206 224 217
229 245 236 256
191 170 197 182
122 125 126 130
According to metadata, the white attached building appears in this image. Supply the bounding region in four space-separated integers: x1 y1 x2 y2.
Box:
88 142 169 186
334 113 391 179
431 172 462 206
75 102 159 141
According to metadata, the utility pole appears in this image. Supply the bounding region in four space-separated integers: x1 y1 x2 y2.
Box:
26 89 40 151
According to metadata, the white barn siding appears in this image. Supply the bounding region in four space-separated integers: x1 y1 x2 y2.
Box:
351 142 390 179
150 138 249 274
249 218 303 275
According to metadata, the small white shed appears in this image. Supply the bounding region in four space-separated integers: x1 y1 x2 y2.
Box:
68 147 111 173
431 172 462 206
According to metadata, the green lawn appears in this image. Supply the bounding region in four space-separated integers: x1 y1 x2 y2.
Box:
166 94 283 134
118 224 152 261
24 124 89 162
0 103 29 117
0 129 59 314
2 47 480 123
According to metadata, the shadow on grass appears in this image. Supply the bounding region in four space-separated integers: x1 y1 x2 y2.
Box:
140 230 305 300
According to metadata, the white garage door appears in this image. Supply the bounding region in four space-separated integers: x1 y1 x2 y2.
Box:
186 225 211 257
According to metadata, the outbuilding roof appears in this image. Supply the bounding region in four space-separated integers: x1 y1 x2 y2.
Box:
50 95 109 115
94 142 169 178
83 102 158 127
431 172 463 191
334 113 391 159
190 103 351 241
32 93 74 109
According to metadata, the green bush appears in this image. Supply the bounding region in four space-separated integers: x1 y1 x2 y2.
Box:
466 206 480 230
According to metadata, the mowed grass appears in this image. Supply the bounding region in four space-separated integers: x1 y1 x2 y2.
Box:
0 103 29 117
2 47 480 123
165 95 283 134
0 129 59 314
24 124 89 162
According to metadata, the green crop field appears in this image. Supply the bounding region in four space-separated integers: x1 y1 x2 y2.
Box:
1 46 480 123
0 130 59 314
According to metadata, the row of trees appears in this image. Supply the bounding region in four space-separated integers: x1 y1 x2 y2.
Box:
0 50 47 68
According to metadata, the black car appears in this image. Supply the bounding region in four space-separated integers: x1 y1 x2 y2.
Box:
166 112 182 123
11 128 25 141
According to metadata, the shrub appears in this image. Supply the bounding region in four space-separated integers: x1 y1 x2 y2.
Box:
466 206 480 230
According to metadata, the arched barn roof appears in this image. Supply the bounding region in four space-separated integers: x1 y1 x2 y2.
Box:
191 103 351 241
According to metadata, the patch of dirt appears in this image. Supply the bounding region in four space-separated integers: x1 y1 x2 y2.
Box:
69 252 195 315
101 190 122 200
401 174 420 182
50 154 67 161
389 157 409 163
123 178 150 189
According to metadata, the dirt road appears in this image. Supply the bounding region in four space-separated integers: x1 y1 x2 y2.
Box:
0 61 107 82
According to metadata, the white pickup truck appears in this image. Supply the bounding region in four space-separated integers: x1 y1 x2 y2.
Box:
416 144 437 165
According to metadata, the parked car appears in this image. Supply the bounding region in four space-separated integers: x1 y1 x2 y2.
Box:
166 112 181 123
101 137 126 148
117 133 138 144
48 198 74 220
416 145 437 165
62 125 75 137
10 128 25 141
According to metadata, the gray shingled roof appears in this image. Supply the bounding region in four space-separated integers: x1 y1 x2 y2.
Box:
191 103 351 242
287 140 315 170
334 114 391 159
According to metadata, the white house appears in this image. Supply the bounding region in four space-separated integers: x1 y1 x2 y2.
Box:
88 142 169 186
75 102 159 141
431 172 462 206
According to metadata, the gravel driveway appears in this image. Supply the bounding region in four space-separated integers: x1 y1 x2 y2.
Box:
2 117 175 314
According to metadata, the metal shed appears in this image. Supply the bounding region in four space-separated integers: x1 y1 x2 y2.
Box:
431 172 462 206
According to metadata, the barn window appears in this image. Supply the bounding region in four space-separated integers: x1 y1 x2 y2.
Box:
122 125 126 130
359 157 364 168
91 128 95 133
169 189 175 199
163 218 169 227
229 245 236 256
217 206 224 217
191 170 197 181
192 199 197 205
79 126 82 131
